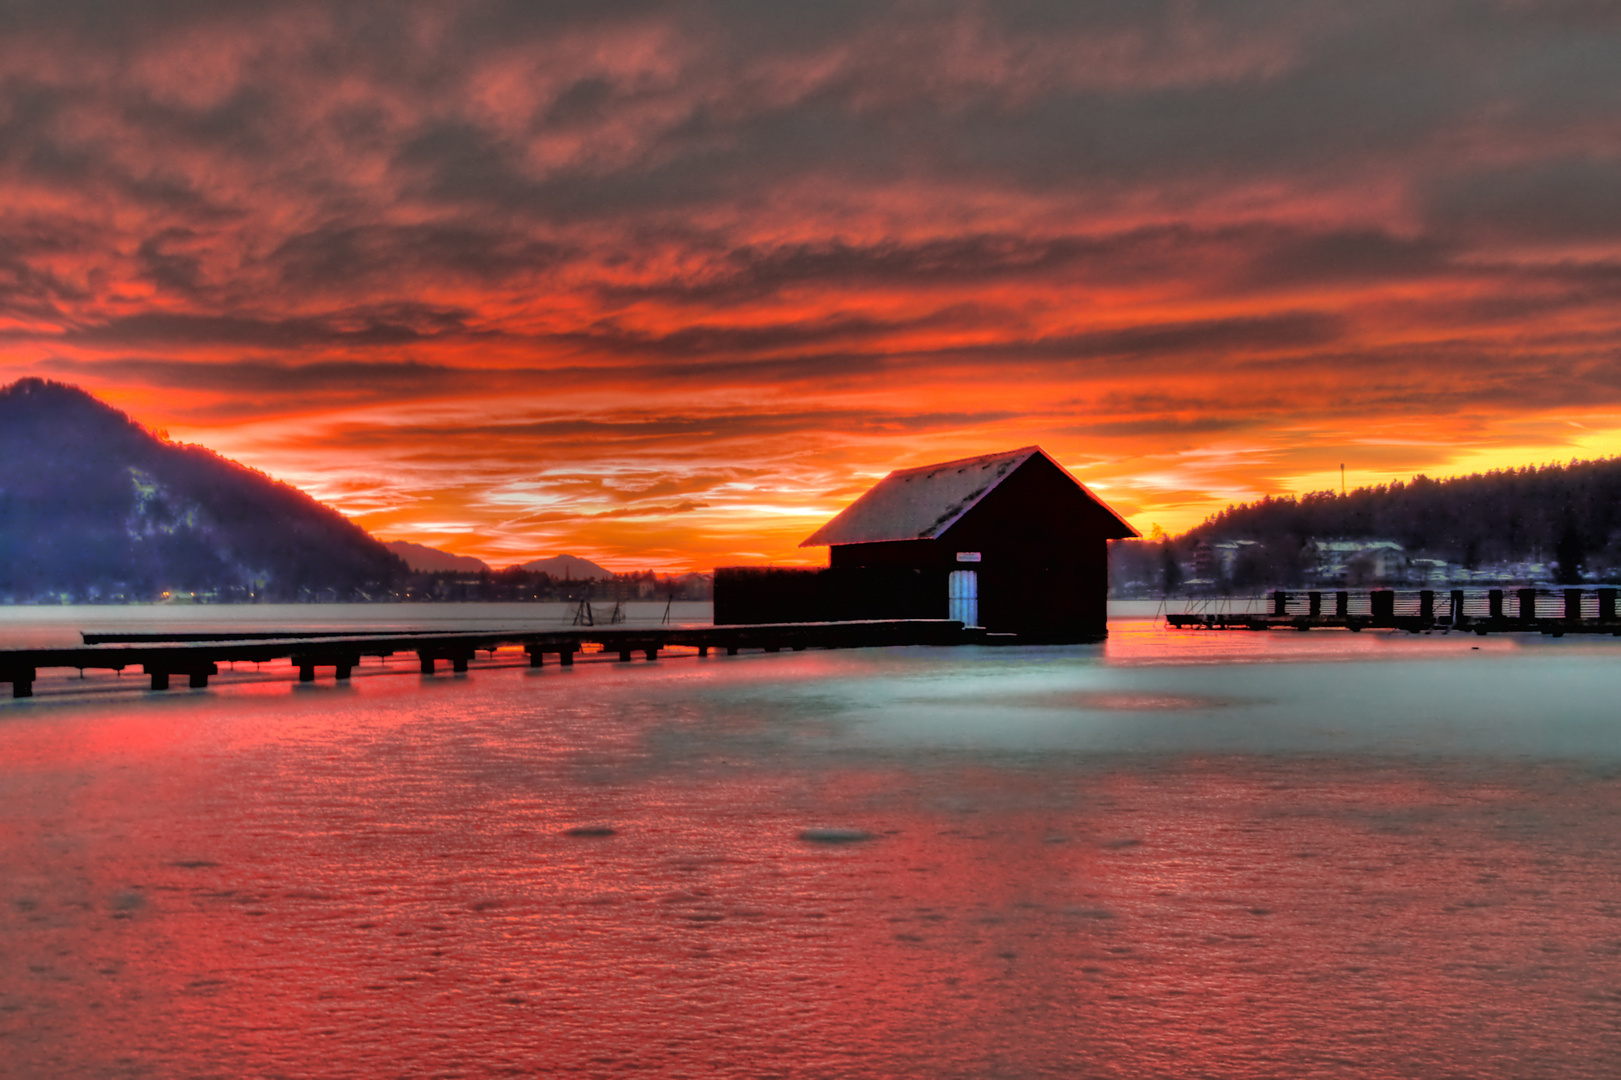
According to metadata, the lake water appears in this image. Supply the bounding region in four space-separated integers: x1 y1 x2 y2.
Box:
3 604 1621 1077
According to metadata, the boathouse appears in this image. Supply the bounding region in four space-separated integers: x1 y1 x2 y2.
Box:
714 446 1138 641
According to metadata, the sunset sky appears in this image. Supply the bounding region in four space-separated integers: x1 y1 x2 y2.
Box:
3 1 1620 570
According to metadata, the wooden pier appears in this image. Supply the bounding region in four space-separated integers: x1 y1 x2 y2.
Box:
0 619 974 699
1166 587 1621 636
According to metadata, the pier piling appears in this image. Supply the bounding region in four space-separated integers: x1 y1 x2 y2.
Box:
1166 587 1621 636
0 619 971 699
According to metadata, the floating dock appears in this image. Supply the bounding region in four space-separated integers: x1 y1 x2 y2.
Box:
1167 587 1621 636
0 619 973 699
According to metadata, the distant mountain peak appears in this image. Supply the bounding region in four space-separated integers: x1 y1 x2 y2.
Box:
384 541 490 574
4 376 94 401
520 553 613 580
1 377 146 435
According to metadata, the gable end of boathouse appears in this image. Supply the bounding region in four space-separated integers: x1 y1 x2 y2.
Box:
713 446 1137 642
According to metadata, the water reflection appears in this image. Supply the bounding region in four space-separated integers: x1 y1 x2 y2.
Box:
2 618 1620 1076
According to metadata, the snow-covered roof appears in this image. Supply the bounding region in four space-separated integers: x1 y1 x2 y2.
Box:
800 446 1134 546
1310 539 1404 553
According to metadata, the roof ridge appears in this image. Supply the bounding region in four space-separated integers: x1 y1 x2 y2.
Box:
801 446 1055 547
885 445 1041 479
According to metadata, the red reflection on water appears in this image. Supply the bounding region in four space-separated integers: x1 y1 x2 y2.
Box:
2 655 1620 1077
1104 616 1531 666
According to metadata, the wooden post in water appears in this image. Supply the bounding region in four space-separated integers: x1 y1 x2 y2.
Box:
1517 588 1538 623
1272 590 1289 616
1419 590 1434 621
1308 591 1322 616
1370 590 1395 627
418 653 435 675
1488 589 1504 619
559 647 575 667
1565 589 1582 622
1450 590 1465 625
1601 589 1618 622
528 648 544 667
1336 591 1349 617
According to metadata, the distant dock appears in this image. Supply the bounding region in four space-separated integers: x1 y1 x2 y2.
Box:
0 619 972 699
1167 587 1621 636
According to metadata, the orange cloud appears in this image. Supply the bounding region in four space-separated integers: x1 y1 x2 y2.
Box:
3 2 1621 569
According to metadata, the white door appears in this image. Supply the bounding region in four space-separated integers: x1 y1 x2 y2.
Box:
948 570 979 627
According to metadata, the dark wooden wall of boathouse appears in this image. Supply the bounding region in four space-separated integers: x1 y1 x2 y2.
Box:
712 565 941 625
715 449 1134 643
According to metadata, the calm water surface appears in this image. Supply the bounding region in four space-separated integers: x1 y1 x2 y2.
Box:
3 608 1621 1077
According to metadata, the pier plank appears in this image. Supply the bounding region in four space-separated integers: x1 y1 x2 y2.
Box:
1166 588 1621 636
1 619 976 698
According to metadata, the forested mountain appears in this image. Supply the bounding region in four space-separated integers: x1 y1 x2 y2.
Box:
1112 458 1621 592
0 378 407 601
1189 461 1621 562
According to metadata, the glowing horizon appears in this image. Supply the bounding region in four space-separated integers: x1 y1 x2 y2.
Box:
5 3 1621 572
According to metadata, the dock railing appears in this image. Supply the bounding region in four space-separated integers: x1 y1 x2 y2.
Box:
1165 587 1621 635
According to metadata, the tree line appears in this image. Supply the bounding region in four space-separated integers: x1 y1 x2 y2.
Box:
1110 457 1621 593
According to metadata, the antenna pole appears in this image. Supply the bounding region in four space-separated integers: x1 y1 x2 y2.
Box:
1340 464 1345 496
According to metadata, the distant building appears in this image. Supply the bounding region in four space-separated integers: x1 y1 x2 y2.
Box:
714 446 1137 642
1408 557 1450 584
1308 539 1407 583
1194 539 1261 581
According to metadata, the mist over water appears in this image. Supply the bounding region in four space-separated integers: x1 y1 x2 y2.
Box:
4 609 1621 1077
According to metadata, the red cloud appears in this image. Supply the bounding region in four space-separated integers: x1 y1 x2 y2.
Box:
3 2 1621 568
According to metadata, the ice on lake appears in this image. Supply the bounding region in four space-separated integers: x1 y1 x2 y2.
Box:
2 605 1620 1078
